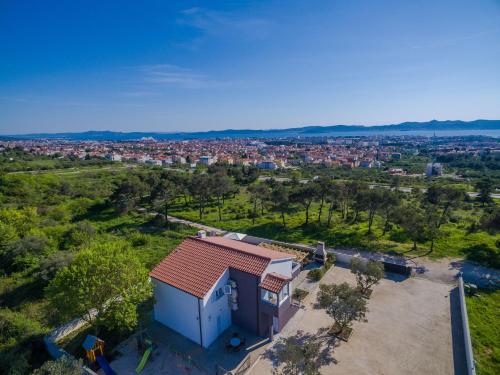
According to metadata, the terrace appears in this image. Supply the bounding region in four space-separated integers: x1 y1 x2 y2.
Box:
108 320 270 374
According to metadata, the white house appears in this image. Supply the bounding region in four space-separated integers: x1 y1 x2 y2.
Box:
149 235 300 348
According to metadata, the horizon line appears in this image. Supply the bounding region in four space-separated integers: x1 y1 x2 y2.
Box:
1 118 498 137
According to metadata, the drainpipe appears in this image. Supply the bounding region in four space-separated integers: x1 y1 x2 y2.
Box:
197 298 203 348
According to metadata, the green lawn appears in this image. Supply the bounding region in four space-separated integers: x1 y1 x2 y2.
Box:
170 190 499 260
466 290 500 375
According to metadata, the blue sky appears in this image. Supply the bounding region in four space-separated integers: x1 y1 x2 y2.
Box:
1 0 500 134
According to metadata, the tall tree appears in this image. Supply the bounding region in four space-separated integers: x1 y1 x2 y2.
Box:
272 184 291 229
189 174 212 219
210 173 233 221
290 182 317 225
475 178 494 207
47 241 152 332
351 184 370 223
380 190 401 235
152 178 178 226
361 188 385 234
425 207 442 254
340 181 365 221
314 177 333 224
248 183 270 224
425 185 464 228
325 183 341 227
396 204 427 251
109 176 148 214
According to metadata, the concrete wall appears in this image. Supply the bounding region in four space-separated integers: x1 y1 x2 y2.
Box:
200 269 232 348
458 276 476 375
264 259 293 278
241 235 412 275
152 279 201 346
229 268 260 334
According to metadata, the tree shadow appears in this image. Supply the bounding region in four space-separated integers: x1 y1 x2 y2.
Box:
461 243 499 270
0 278 44 308
264 328 339 370
246 222 290 240
73 201 115 222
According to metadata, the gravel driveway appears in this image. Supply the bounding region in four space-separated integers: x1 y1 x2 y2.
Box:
250 265 465 375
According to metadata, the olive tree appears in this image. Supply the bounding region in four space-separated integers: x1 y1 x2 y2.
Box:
350 258 384 295
317 282 367 335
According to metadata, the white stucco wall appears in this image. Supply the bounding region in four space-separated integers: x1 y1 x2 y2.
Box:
200 269 232 348
264 259 293 278
152 279 201 346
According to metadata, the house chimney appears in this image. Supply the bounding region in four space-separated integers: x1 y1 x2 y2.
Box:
197 230 206 238
315 241 327 263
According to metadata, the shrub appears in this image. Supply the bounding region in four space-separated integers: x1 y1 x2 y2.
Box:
34 251 75 285
308 254 336 281
1 235 48 273
128 232 150 247
33 356 83 375
308 268 324 281
64 221 95 249
292 288 309 302
0 309 46 374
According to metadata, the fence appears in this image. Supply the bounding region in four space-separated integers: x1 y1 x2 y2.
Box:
43 311 99 375
458 275 476 375
215 352 258 375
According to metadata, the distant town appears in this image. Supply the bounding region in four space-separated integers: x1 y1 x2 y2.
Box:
1 134 499 177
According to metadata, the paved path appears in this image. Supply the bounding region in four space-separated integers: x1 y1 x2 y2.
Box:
414 257 500 288
166 215 227 235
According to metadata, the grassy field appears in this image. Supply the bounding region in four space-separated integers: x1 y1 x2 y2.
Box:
170 189 499 260
0 208 194 371
0 164 196 373
466 290 500 375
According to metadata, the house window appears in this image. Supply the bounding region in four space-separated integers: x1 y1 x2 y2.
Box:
261 289 278 306
214 287 224 301
279 283 289 305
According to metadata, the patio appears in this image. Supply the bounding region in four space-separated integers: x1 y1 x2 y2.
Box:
108 319 270 374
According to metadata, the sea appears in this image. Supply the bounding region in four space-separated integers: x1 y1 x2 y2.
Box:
306 129 500 138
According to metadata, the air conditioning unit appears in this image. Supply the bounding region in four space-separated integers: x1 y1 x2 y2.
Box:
224 285 232 295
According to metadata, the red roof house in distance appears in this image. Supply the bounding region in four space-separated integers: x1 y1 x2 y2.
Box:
149 233 300 348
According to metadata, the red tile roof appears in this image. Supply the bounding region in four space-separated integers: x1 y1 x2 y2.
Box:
201 237 294 261
149 237 294 299
259 272 291 293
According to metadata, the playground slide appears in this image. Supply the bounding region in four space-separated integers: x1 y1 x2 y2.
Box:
135 346 153 373
96 355 117 375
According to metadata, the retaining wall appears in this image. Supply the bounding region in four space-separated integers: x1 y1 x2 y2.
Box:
242 235 412 275
458 275 476 375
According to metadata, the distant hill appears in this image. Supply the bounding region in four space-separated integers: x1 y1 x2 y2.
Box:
3 119 500 141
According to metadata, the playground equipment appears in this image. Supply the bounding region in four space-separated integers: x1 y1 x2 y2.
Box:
135 336 154 373
82 335 116 375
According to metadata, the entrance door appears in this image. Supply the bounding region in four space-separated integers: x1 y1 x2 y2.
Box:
272 316 279 333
